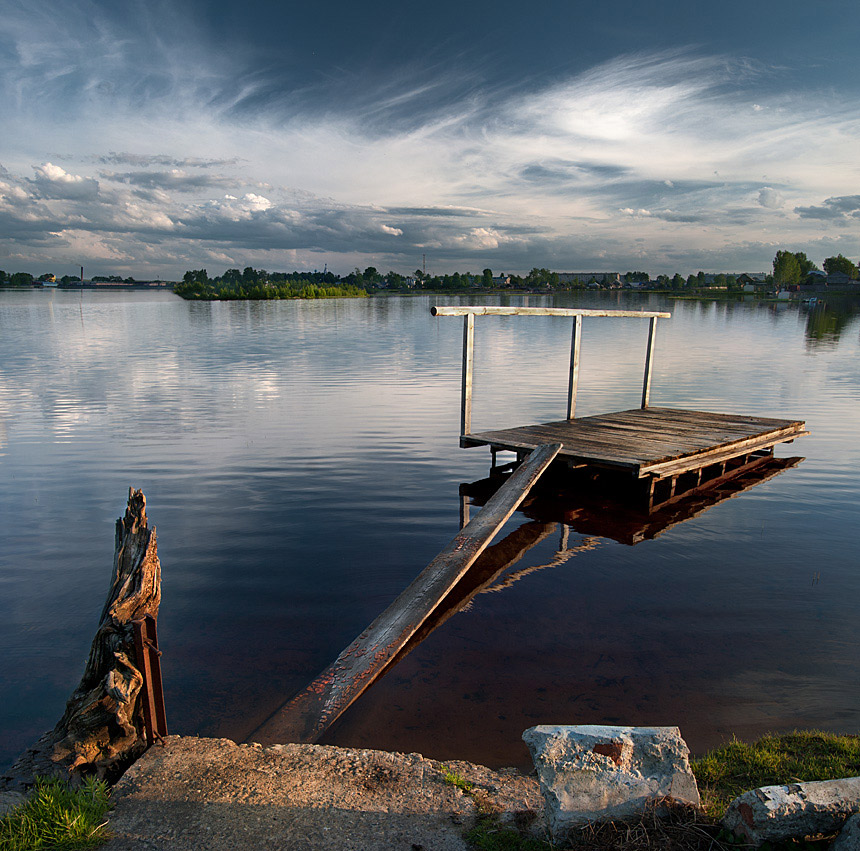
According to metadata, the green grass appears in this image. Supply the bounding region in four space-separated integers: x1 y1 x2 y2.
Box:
440 764 476 794
466 815 553 851
0 776 112 850
460 732 860 850
692 730 860 818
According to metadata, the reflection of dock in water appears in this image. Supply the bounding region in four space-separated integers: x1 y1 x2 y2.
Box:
461 454 804 547
432 306 808 511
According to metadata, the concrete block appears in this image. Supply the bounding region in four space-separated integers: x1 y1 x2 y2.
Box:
832 811 860 851
722 777 860 846
522 724 699 841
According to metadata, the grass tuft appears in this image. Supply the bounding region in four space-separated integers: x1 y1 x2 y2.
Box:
440 764 475 794
466 814 553 850
0 775 112 850
692 730 860 818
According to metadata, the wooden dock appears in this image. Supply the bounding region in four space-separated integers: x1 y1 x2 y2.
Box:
432 306 808 510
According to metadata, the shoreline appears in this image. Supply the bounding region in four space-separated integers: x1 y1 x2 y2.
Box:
99 735 546 851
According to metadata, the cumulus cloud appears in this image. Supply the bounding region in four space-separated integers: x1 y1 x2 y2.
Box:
757 187 784 209
30 163 99 199
452 227 522 250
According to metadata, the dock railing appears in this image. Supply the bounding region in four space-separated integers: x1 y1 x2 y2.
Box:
431 305 672 436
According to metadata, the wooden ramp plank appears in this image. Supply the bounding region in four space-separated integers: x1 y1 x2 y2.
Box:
248 442 562 746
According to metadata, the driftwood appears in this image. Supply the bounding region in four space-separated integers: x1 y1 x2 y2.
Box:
1 489 161 791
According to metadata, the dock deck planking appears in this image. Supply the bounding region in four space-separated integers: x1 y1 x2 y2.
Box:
463 407 807 479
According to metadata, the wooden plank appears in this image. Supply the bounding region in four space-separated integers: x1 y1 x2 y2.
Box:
471 420 721 462
619 407 804 429
593 416 766 441
469 424 658 460
551 418 763 454
586 409 803 435
640 426 808 478
432 306 671 319
464 430 642 469
248 442 563 746
567 315 582 420
384 520 558 673
641 316 657 408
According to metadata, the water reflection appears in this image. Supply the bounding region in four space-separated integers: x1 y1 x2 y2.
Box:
371 456 806 698
462 456 804 547
2 289 859 771
802 296 860 347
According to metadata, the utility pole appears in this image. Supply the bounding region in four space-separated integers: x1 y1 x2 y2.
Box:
423 254 426 276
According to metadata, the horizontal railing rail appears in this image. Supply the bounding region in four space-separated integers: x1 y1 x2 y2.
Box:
431 306 671 319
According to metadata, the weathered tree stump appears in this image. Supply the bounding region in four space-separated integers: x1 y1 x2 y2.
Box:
1 488 161 791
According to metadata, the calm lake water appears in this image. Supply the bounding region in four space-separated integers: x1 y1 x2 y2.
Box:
1 288 859 771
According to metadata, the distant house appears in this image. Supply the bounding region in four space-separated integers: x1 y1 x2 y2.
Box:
737 273 769 285
492 274 512 287
737 273 770 292
825 271 851 285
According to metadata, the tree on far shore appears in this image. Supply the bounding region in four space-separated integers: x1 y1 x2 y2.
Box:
823 254 859 278
773 251 801 286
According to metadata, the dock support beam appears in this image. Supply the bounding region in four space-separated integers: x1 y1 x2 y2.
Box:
461 313 475 435
567 315 582 420
641 316 657 408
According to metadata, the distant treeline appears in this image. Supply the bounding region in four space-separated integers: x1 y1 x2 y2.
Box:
174 265 590 297
5 250 857 298
174 268 367 300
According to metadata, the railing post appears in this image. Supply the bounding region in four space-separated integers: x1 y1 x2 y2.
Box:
461 313 475 435
641 316 657 408
567 314 582 419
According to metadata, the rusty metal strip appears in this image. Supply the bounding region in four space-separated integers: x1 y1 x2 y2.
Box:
132 614 168 745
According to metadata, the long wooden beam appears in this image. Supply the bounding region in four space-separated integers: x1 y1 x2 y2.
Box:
432 306 671 319
248 442 562 746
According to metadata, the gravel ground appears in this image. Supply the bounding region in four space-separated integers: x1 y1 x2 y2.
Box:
101 736 546 851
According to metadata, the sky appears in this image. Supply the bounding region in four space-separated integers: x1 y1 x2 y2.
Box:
2 0 860 279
